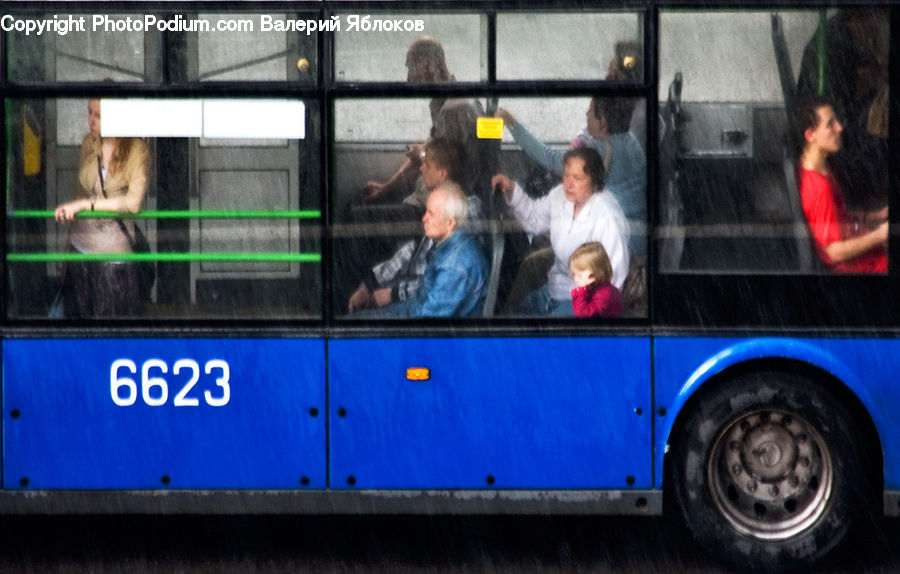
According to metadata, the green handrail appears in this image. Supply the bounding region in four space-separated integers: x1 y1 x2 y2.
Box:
8 252 321 263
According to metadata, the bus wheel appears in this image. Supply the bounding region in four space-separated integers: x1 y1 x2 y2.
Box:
670 370 869 570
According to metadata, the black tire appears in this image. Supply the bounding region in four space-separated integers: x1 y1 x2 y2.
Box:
670 369 871 571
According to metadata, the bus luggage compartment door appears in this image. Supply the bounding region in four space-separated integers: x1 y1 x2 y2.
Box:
329 337 651 489
3 338 326 489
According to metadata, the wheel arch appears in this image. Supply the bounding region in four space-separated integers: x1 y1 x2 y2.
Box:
662 354 884 511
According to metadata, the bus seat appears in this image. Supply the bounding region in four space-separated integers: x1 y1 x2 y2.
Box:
659 72 686 272
481 188 507 317
771 13 818 272
771 13 797 140
622 255 647 317
481 220 506 317
781 150 819 272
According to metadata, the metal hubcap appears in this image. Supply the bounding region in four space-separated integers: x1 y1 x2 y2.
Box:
708 410 833 540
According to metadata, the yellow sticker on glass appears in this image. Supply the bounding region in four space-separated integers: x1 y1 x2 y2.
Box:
477 117 504 139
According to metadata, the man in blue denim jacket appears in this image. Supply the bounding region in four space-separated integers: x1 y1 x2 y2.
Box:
361 181 487 318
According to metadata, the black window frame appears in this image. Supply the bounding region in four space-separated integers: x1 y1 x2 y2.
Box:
2 0 894 334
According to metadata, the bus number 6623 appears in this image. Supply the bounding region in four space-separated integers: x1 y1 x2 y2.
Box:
110 359 231 407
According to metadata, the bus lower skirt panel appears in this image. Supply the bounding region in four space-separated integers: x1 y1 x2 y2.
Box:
884 491 900 517
0 490 661 516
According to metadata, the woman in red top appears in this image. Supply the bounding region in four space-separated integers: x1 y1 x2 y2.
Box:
797 96 887 273
569 242 623 318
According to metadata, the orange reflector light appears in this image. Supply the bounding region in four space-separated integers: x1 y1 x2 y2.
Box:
406 367 430 381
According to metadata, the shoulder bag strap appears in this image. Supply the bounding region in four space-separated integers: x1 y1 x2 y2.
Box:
97 154 137 248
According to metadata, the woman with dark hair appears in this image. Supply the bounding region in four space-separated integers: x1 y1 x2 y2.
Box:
54 98 151 317
491 147 630 316
496 95 646 260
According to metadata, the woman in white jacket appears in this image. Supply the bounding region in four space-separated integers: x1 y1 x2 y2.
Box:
492 146 630 316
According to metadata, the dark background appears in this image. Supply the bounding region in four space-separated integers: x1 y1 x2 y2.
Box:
2 514 898 573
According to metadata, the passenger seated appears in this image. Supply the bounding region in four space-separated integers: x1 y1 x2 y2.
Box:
347 192 484 313
796 96 887 273
338 38 485 311
353 182 487 318
569 242 623 318
496 96 645 313
355 36 484 215
492 147 630 317
796 9 888 213
338 137 464 312
496 95 646 259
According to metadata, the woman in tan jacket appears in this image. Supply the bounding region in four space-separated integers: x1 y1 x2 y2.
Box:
55 98 150 317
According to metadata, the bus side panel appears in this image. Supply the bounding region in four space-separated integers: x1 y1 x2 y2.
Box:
3 339 326 489
329 337 651 489
653 337 900 489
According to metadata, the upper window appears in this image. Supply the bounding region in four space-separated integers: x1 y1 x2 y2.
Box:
183 13 317 83
333 13 486 83
497 12 644 81
7 13 160 83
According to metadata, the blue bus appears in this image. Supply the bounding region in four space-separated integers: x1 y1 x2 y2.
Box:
2 1 897 570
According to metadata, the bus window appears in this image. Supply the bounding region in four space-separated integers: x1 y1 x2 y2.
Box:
7 12 160 83
659 9 889 275
333 13 486 83
6 98 321 320
332 95 647 319
332 96 494 318
496 12 643 81
172 13 317 83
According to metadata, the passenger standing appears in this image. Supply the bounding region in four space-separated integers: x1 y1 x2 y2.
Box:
54 98 151 317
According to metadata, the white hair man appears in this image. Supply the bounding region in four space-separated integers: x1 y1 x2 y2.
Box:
357 181 488 318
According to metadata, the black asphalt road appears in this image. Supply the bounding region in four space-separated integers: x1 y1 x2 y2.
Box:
0 515 896 573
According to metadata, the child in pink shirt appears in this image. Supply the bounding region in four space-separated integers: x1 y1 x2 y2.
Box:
569 242 624 318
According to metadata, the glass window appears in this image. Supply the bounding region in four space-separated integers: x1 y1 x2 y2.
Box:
333 14 486 83
6 98 321 320
184 13 316 83
332 95 647 320
7 13 160 83
497 13 643 81
659 9 889 275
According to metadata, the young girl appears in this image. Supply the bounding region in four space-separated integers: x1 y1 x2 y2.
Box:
569 242 624 317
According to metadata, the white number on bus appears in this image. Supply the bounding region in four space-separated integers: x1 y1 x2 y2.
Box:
110 358 231 407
